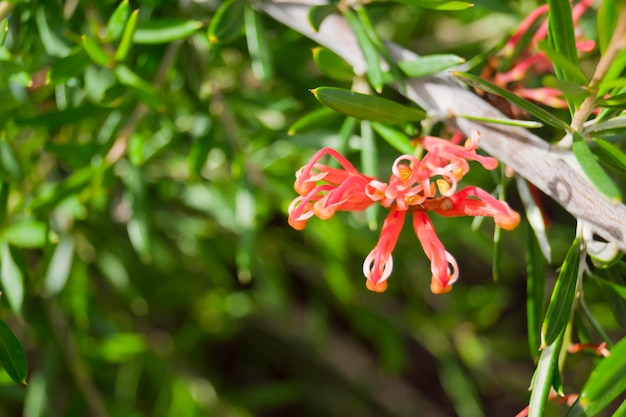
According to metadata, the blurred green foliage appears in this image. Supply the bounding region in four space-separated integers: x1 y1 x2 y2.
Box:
0 1 622 417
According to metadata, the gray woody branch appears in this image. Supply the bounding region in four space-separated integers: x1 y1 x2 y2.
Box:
257 1 626 251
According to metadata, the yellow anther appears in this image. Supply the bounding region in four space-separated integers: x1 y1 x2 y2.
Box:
436 179 451 194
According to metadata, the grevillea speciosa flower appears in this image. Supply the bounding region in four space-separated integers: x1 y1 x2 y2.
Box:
481 0 594 111
288 131 520 294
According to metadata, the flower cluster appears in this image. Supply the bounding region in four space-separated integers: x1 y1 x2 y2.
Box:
288 131 520 294
481 0 594 112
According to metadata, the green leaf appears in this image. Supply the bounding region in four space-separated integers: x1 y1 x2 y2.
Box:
48 48 91 84
361 120 378 231
288 107 343 136
310 87 426 123
244 7 274 82
133 19 203 44
597 0 619 54
114 9 138 62
0 19 8 48
596 91 626 109
538 40 588 86
43 235 74 296
526 226 546 361
0 141 22 182
208 0 244 44
354 7 405 92
591 270 626 329
114 65 161 110
1 241 23 313
585 116 626 137
572 336 626 415
308 5 337 32
343 10 383 92
105 0 130 41
312 47 354 82
546 0 579 82
452 72 571 130
379 0 473 10
35 5 71 58
592 137 626 174
398 54 465 78
0 318 27 384
82 36 113 68
371 122 415 154
528 330 565 417
457 114 543 128
541 238 581 346
4 219 48 248
572 137 621 203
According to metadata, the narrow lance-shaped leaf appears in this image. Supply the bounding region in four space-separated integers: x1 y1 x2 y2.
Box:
528 330 565 417
541 237 581 346
0 318 27 384
0 241 23 313
538 40 589 86
371 122 415 154
547 0 579 81
354 7 406 92
597 0 619 54
567 336 626 416
133 19 203 44
526 225 546 361
572 135 622 203
398 54 465 78
342 9 383 92
208 0 244 44
44 235 75 296
244 7 273 82
376 0 473 10
106 0 130 41
452 72 571 130
311 87 426 123
5 219 48 248
592 137 626 174
312 47 354 82
288 107 342 136
82 36 113 68
115 9 138 62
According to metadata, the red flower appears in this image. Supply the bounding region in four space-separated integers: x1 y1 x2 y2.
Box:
288 131 520 293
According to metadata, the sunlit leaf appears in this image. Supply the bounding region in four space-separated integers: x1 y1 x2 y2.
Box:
35 5 71 58
597 0 619 54
105 0 130 41
572 137 621 203
546 0 579 85
376 0 474 10
115 9 139 62
4 219 48 248
44 235 75 296
458 114 543 128
541 238 581 346
133 19 203 44
0 318 27 384
591 137 626 174
452 72 571 130
311 87 426 123
398 54 465 78
0 241 23 313
312 47 354 82
82 36 113 68
245 7 274 82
